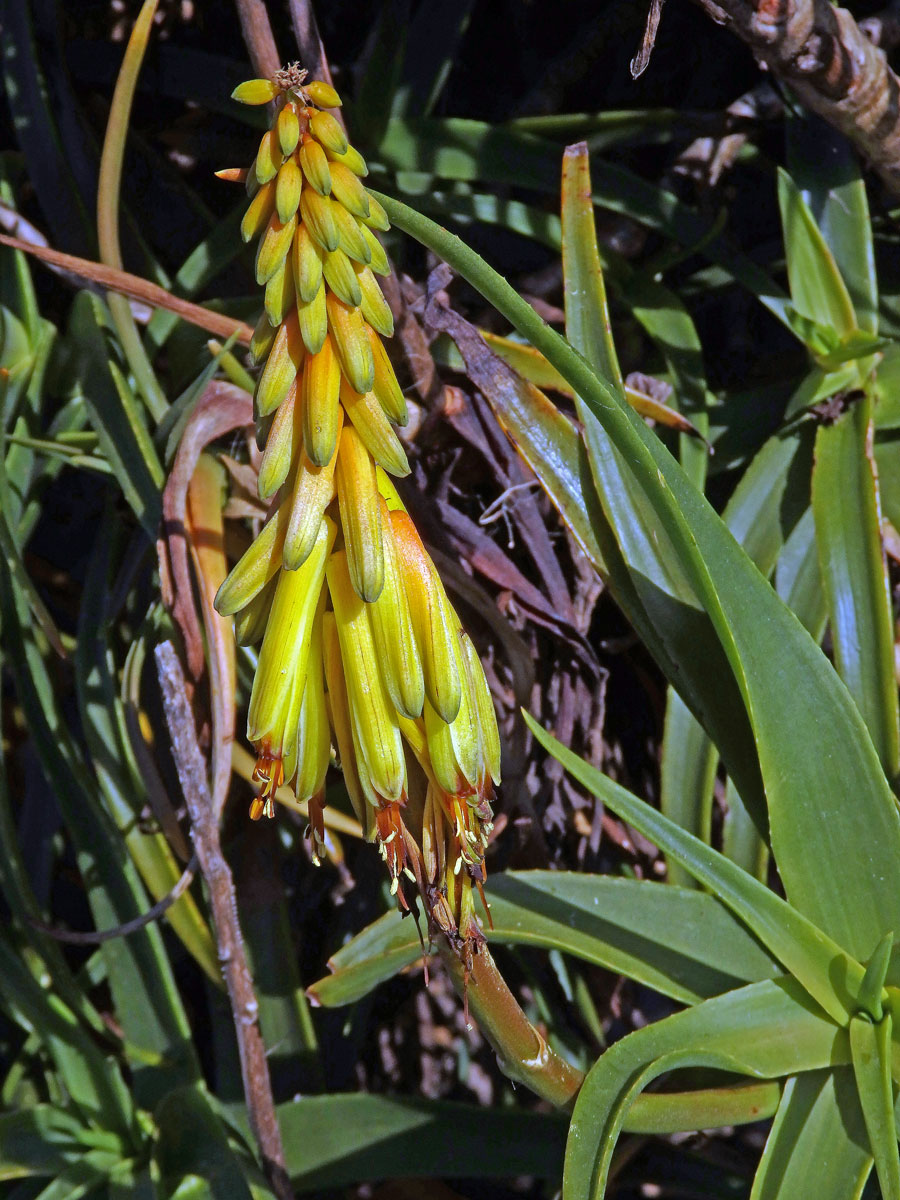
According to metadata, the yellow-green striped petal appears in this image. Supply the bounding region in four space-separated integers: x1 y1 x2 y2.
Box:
326 550 406 802
247 516 335 755
255 129 283 184
326 292 374 394
276 103 300 155
333 205 372 265
241 179 275 243
336 422 384 603
255 212 297 285
370 328 408 425
369 499 424 719
356 265 394 337
296 281 328 355
306 80 343 109
264 252 295 326
232 78 279 105
389 509 461 723
254 310 305 416
275 157 303 224
301 333 342 466
323 246 362 308
340 378 409 476
329 162 370 218
300 188 339 252
257 379 300 498
360 224 390 275
299 136 332 195
284 410 342 571
292 223 324 303
215 498 292 616
310 109 349 155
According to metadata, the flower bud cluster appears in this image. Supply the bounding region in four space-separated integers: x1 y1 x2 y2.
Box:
214 68 501 959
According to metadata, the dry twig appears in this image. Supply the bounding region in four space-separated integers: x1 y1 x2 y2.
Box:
233 0 282 78
155 641 292 1200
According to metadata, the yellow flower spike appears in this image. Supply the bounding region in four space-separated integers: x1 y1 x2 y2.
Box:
247 514 335 759
360 193 391 233
233 573 277 646
360 224 390 275
322 612 371 832
370 329 408 425
340 378 409 476
309 109 349 155
460 633 501 787
276 103 300 155
355 265 394 338
300 188 339 252
284 410 343 571
368 497 425 719
325 293 375 395
332 205 373 265
293 224 324 303
328 162 370 219
249 311 277 363
241 178 276 243
284 593 331 801
263 253 295 327
326 549 406 803
275 156 303 225
322 246 363 308
254 309 305 416
298 135 332 196
324 142 369 178
257 379 300 498
301 333 342 466
389 510 462 723
255 129 283 184
215 497 293 616
232 78 279 105
335 422 385 603
305 79 342 108
255 211 297 285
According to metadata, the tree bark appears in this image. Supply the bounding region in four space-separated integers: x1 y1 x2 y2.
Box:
693 0 900 192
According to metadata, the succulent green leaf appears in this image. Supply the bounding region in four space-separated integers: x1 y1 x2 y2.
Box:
778 168 856 339
751 1070 871 1200
563 978 848 1200
308 870 781 1008
812 392 900 775
850 1014 900 1200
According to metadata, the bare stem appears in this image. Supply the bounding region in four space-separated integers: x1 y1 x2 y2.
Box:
438 941 584 1109
234 0 282 79
155 642 292 1200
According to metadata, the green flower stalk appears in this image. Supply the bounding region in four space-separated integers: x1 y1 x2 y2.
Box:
214 65 501 965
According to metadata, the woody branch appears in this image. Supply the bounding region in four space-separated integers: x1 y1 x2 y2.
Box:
692 0 900 192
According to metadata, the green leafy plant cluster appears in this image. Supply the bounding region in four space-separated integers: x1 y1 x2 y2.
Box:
5 1 900 1198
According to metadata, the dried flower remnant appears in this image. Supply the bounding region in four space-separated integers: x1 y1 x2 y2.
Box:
214 69 502 965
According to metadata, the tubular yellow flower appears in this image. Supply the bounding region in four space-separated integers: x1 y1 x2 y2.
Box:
326 549 405 803
246 517 335 804
215 66 502 963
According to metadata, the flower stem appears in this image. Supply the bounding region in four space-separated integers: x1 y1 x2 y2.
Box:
438 941 584 1109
